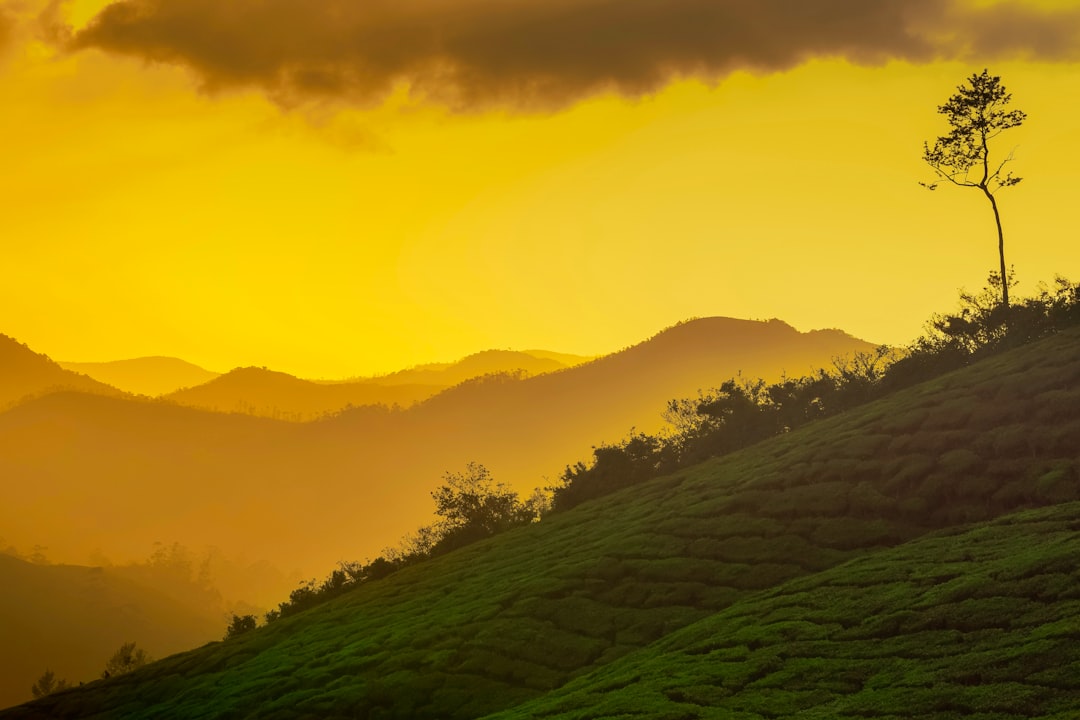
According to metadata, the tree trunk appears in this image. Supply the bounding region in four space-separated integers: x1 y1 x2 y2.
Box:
983 188 1010 311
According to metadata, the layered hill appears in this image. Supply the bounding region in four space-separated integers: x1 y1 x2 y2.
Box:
57 350 591 415
159 349 592 419
164 367 443 420
350 348 592 386
5 326 1078 719
58 357 220 397
0 318 871 596
0 335 124 410
0 554 224 711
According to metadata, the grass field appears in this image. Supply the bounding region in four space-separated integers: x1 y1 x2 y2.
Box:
4 327 1079 719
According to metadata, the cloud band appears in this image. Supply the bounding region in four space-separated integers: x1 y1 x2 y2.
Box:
46 0 1080 110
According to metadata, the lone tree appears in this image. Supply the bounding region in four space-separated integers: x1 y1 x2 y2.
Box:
102 641 150 678
225 613 258 640
429 462 534 553
30 669 70 698
922 68 1026 311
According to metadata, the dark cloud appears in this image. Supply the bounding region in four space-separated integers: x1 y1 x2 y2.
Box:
0 6 14 55
50 0 1080 110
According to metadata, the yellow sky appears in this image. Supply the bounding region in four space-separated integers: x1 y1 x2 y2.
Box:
3 0 1080 378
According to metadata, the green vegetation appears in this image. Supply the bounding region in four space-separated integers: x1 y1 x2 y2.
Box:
490 502 1080 719
224 614 257 640
101 643 150 679
262 462 544 622
552 274 1079 511
29 671 68 699
5 320 1080 719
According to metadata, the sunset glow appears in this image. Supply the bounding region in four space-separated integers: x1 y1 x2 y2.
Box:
6 3 1080 711
3 0 1079 377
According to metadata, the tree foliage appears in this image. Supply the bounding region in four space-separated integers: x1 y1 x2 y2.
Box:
102 642 150 679
224 613 258 640
430 462 536 553
30 669 70 698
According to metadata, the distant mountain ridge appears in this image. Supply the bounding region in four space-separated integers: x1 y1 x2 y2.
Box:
163 349 593 420
61 348 594 418
0 316 875 600
347 348 593 386
58 357 220 397
0 553 223 710
165 367 444 420
0 335 125 409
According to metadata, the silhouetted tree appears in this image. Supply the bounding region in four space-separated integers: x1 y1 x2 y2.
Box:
929 269 1016 353
922 69 1026 311
552 433 664 511
30 669 69 698
363 556 398 581
431 462 533 539
523 487 554 520
102 642 150 678
225 613 258 640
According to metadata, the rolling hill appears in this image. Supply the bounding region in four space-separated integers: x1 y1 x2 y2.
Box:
58 349 591 415
347 348 593 386
157 349 593 419
0 554 225 711
58 357 221 397
4 324 1077 719
0 317 872 600
163 366 443 420
0 335 124 410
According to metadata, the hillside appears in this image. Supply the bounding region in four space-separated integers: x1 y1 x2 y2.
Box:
0 335 124 410
350 348 591 386
0 317 871 595
56 349 589 416
5 325 1077 719
164 366 443 420
58 357 220 397
164 349 592 420
491 502 1080 719
0 554 224 710
325 316 877 487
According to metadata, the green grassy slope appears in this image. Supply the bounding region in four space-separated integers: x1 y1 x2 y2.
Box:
4 328 1078 719
488 501 1080 719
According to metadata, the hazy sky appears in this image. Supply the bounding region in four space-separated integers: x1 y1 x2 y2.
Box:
4 0 1080 377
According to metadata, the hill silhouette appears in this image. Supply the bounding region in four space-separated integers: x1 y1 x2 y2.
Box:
4 324 1077 718
348 348 591 386
0 553 224 710
0 317 871 602
58 357 220 397
164 366 443 420
0 335 124 410
161 349 592 419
